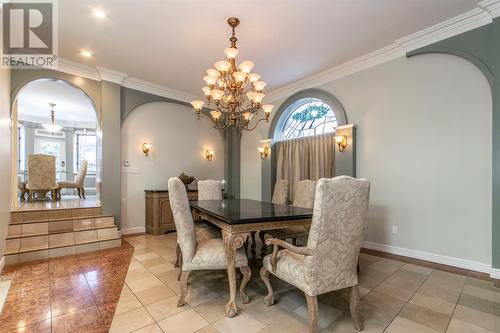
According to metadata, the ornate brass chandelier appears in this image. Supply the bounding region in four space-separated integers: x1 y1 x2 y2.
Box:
191 17 273 132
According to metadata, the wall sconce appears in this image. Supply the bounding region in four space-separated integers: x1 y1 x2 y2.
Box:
334 135 348 152
205 150 215 161
258 146 269 159
142 143 152 157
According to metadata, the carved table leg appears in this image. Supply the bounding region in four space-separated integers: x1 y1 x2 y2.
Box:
250 232 256 259
259 231 266 258
222 230 249 317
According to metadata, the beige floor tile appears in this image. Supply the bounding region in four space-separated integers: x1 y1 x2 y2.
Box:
418 283 461 304
115 285 143 316
462 284 500 304
213 313 266 333
446 318 495 333
465 278 499 292
127 275 164 293
131 323 164 333
458 293 500 317
195 325 219 333
156 269 181 284
109 307 155 333
367 259 404 275
275 288 307 311
157 309 209 333
145 295 188 321
327 302 394 333
244 299 308 329
135 252 161 262
426 272 466 292
410 293 456 316
372 283 415 302
126 268 156 283
400 263 433 276
398 302 451 332
142 257 169 268
148 262 176 275
185 285 220 307
453 304 500 332
385 316 441 333
135 284 176 305
363 290 406 316
192 297 227 323
294 301 344 329
384 269 427 292
167 281 181 295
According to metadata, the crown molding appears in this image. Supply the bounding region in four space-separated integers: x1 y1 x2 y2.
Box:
480 0 500 18
121 77 198 104
56 59 101 81
96 66 128 85
266 1 500 103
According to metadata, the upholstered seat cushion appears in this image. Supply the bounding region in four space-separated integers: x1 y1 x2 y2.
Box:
263 249 311 295
266 226 309 240
183 238 248 271
18 181 26 190
57 181 81 188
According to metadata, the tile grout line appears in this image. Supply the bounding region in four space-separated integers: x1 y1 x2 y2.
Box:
443 277 467 332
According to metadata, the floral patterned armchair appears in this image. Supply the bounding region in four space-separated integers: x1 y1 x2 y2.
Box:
26 154 58 202
58 160 88 199
168 177 251 307
266 179 317 244
260 176 370 333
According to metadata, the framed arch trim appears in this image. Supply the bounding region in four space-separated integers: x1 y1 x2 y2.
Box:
408 17 500 275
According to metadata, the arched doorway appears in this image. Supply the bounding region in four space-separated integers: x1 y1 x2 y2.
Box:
11 78 101 206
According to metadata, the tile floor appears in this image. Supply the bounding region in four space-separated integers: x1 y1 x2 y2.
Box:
111 233 500 333
0 241 133 332
1 232 499 333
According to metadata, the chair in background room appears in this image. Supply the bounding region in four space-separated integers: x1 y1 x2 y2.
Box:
261 176 370 333
168 177 251 308
174 179 222 269
264 179 316 248
57 160 88 199
26 154 59 202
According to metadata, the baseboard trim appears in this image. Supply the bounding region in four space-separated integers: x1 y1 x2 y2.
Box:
120 227 146 235
362 241 491 274
491 268 500 280
0 256 5 274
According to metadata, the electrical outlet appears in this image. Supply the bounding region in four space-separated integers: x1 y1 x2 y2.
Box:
124 160 130 167
391 225 398 234
121 198 126 205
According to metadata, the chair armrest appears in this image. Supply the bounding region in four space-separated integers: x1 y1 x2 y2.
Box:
265 238 313 273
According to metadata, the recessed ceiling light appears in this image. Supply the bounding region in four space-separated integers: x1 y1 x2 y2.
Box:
93 9 106 19
80 50 93 58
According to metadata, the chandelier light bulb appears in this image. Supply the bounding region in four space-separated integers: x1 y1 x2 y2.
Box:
262 104 274 117
253 81 266 92
210 89 224 101
246 91 255 102
210 110 222 121
224 47 239 59
242 112 253 122
238 61 254 74
247 73 260 83
206 68 219 77
232 71 247 83
214 60 230 72
252 92 265 104
202 87 211 96
190 100 205 111
203 75 217 86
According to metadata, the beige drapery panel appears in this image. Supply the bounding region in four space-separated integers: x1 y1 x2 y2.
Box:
276 134 335 200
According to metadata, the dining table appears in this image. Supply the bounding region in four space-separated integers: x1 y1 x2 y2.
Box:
190 198 313 318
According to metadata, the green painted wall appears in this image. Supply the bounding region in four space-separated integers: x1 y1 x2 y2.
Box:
409 17 500 269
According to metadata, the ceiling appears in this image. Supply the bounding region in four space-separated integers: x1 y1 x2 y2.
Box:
17 79 96 127
59 0 481 97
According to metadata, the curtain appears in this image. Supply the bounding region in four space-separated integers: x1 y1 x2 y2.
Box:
276 134 335 200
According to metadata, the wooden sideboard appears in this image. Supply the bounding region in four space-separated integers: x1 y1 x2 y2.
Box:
145 189 199 235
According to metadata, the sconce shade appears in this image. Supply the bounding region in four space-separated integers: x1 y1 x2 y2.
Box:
142 143 152 157
205 150 215 161
334 135 348 152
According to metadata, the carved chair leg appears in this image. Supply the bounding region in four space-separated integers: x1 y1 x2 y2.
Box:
28 190 32 203
239 265 251 304
292 238 297 246
77 188 82 198
260 266 274 306
175 243 181 268
250 231 256 258
244 240 249 256
259 231 266 258
349 285 363 331
177 270 191 307
305 294 318 333
357 259 360 274
81 187 86 199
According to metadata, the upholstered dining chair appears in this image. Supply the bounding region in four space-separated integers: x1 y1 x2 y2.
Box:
272 179 289 205
57 160 88 199
26 154 58 202
265 179 316 245
174 179 222 269
18 181 28 202
168 177 251 307
261 176 370 333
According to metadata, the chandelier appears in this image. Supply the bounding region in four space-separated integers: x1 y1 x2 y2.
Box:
42 103 62 132
190 17 273 132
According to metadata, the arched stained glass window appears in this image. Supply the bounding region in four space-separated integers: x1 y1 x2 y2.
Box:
279 97 337 140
